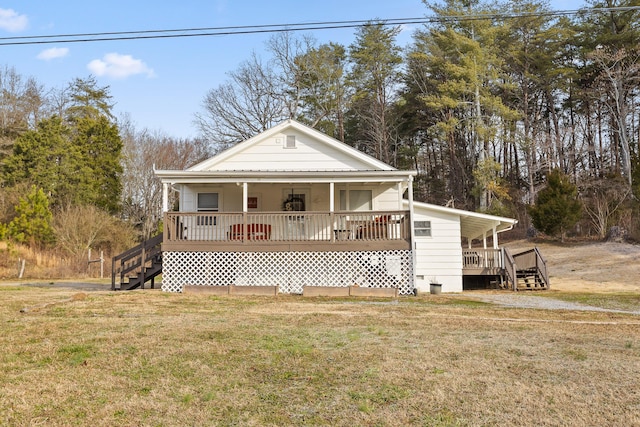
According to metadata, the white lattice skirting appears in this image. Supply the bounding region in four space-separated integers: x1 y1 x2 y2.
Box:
162 250 414 295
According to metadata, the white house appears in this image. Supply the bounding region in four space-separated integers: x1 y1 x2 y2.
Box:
145 119 540 295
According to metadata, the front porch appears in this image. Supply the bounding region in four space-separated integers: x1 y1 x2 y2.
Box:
159 210 414 295
162 210 411 252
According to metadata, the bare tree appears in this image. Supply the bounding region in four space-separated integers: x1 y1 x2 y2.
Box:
194 53 289 150
121 116 212 239
54 204 121 258
582 177 631 238
0 65 48 158
589 47 640 189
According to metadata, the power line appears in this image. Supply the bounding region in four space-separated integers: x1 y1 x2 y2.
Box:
0 6 637 47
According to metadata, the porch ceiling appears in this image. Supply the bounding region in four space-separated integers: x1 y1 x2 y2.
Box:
459 215 516 241
154 169 416 184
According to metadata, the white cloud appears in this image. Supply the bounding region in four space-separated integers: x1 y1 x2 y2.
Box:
87 53 155 79
0 8 28 32
37 47 69 60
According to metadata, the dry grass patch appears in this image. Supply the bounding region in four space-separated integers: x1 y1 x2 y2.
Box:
1 287 639 426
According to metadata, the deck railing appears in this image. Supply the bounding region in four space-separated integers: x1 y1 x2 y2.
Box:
164 210 410 244
503 248 517 290
462 248 503 269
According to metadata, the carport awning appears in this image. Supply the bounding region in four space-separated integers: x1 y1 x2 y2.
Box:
406 200 518 242
458 213 517 241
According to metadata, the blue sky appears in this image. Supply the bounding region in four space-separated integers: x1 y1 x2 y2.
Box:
2 0 585 139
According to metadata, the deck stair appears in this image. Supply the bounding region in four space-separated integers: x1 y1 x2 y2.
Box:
111 234 163 291
509 247 549 291
516 268 547 290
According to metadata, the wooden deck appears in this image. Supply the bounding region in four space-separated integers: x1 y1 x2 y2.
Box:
463 247 549 290
462 249 504 275
162 210 411 252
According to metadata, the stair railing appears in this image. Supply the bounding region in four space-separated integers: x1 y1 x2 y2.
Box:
111 233 163 290
511 247 550 289
502 248 518 291
533 247 550 289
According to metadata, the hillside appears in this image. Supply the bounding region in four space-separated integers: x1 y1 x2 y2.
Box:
503 240 640 293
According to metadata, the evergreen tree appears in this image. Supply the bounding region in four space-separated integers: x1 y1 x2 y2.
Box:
295 42 348 140
2 116 74 198
529 169 583 240
7 185 55 247
72 115 123 213
2 78 123 213
346 22 402 164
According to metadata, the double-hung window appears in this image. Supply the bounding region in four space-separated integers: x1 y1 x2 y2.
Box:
339 189 372 211
197 193 218 225
414 221 432 237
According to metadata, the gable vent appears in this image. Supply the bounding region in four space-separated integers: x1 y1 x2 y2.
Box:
284 135 296 149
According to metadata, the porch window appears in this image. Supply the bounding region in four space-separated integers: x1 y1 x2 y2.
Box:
339 189 372 211
197 192 218 225
414 221 432 237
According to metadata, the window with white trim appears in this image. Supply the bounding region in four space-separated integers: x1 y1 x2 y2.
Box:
414 220 432 237
339 189 372 211
197 192 218 225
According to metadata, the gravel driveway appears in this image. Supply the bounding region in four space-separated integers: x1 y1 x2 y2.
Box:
461 292 640 315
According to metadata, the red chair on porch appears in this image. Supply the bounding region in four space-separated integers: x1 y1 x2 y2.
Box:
355 215 390 240
229 224 271 240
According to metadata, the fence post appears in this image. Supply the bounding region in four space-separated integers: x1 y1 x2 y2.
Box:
18 258 26 279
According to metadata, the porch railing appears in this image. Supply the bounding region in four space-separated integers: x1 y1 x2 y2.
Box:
164 210 410 243
462 248 503 269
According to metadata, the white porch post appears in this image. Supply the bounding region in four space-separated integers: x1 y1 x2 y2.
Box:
329 182 334 212
482 232 487 268
162 182 169 213
397 183 403 210
493 226 498 249
408 176 416 290
242 182 248 212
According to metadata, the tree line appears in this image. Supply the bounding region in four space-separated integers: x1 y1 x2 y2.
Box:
196 0 640 239
0 72 210 266
0 0 638 267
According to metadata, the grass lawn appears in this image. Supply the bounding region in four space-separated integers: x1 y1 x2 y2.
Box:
1 285 639 426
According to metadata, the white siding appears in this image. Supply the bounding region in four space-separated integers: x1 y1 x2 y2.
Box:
413 207 463 293
333 184 399 211
206 130 378 171
181 183 400 213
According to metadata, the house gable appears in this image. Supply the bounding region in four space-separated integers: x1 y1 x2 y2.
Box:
189 120 395 172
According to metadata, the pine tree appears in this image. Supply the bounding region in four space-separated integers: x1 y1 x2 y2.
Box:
529 169 582 241
7 185 55 247
346 22 402 164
